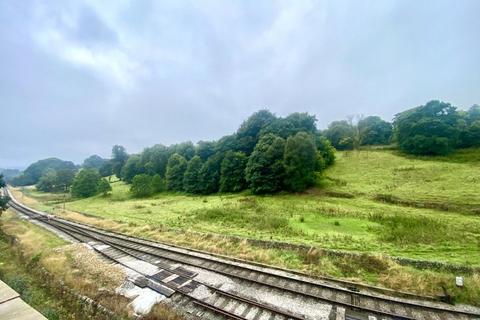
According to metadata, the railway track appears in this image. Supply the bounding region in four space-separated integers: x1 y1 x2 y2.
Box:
5 188 480 320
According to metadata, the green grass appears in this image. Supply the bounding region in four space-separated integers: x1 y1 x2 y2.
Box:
15 148 480 267
323 148 480 212
11 148 480 305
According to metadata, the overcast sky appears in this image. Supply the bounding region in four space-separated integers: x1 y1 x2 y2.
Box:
1 0 479 168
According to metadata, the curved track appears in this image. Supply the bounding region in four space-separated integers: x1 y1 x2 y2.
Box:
5 188 480 320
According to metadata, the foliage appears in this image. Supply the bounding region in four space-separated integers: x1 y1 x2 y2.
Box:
236 109 276 154
97 179 112 196
283 132 317 191
71 169 100 198
315 135 336 168
358 116 393 145
245 134 286 194
98 161 113 177
219 151 247 192
0 174 9 214
121 155 143 183
111 145 128 179
130 174 153 197
82 155 107 170
323 120 356 150
165 153 187 191
151 174 165 193
35 169 76 193
196 141 216 160
199 153 223 194
459 105 480 148
11 158 76 186
394 100 460 155
261 112 317 138
183 156 203 194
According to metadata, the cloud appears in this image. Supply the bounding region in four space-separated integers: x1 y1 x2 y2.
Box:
0 0 479 168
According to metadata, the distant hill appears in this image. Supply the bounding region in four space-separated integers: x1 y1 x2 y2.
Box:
10 158 77 186
0 168 21 182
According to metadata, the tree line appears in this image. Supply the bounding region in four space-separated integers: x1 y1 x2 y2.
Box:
10 100 479 198
107 111 336 197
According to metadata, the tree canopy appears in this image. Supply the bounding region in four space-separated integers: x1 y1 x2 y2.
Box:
245 134 286 194
166 153 187 191
358 116 393 145
82 155 108 170
71 169 101 198
283 132 317 191
394 100 460 155
11 158 76 186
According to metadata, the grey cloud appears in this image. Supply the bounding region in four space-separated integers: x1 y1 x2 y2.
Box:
0 0 479 168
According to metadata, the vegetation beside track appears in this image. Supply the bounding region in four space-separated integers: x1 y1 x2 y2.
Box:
9 148 480 305
0 209 184 319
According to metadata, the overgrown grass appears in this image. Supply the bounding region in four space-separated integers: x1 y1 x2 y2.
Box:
9 148 480 305
323 148 480 213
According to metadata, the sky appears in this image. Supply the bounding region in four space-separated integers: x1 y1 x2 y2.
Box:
1 0 479 168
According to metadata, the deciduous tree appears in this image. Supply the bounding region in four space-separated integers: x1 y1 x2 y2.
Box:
283 132 317 191
166 154 187 191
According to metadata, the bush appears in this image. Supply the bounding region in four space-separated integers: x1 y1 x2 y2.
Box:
71 169 100 198
130 174 153 198
97 179 112 196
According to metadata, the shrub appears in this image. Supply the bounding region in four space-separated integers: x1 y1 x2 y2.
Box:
130 174 153 198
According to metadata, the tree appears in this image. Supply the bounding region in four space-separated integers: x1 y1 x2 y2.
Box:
82 155 107 170
236 110 277 154
151 174 165 193
394 100 460 155
358 116 393 145
111 145 128 179
11 158 76 186
323 120 356 150
130 174 153 198
183 156 203 194
315 135 335 168
459 105 480 148
165 153 187 191
55 169 76 192
198 154 223 194
219 151 247 192
36 169 58 192
245 134 286 194
97 179 112 196
99 161 113 178
262 112 317 138
71 169 101 198
196 141 216 160
0 174 10 216
121 155 143 183
283 132 317 191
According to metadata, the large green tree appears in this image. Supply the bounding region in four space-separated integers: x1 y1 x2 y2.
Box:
358 116 393 145
283 132 317 191
394 100 460 155
245 134 286 194
130 174 153 198
82 155 107 170
183 156 203 194
165 153 187 191
459 105 480 148
219 151 247 192
199 153 223 194
236 110 277 155
315 135 336 168
121 155 143 183
111 145 128 179
323 120 356 150
71 169 101 198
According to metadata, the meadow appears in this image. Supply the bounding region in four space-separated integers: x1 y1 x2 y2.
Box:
10 148 480 304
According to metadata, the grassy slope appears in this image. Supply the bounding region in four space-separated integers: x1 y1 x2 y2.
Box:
18 148 480 266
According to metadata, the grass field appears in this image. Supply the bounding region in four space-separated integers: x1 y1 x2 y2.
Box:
10 148 480 304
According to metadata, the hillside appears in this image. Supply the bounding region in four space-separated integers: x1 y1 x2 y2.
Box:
11 147 480 304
